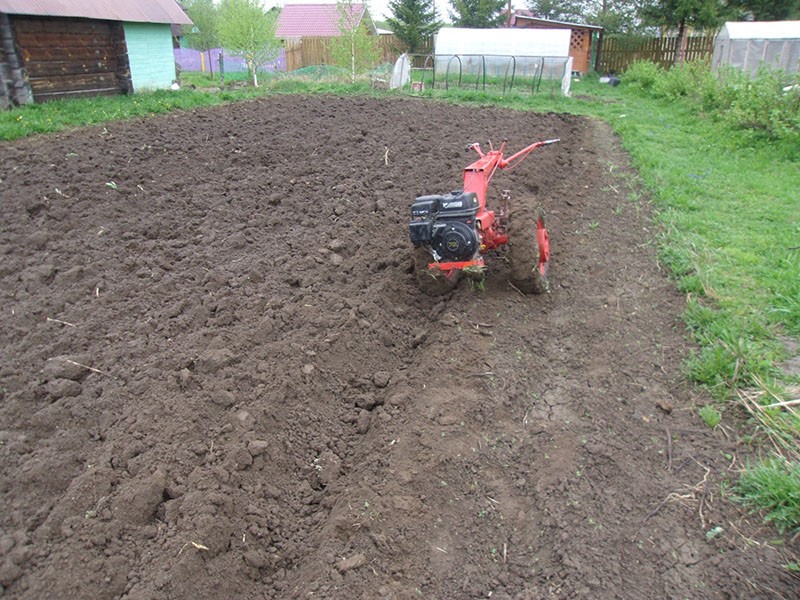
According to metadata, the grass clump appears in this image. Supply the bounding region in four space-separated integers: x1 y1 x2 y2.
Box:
698 404 722 429
734 458 800 536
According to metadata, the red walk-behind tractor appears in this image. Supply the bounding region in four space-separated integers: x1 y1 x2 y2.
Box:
409 138 560 295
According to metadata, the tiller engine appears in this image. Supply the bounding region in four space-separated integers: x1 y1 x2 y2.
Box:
409 138 559 294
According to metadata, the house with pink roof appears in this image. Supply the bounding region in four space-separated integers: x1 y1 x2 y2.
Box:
276 3 376 39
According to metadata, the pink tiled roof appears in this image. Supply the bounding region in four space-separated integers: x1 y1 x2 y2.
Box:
276 3 368 38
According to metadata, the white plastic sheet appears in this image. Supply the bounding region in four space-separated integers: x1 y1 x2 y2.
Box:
435 27 571 59
712 21 800 76
433 27 573 95
390 53 410 89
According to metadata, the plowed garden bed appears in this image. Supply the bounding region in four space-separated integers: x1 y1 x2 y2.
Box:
0 96 795 599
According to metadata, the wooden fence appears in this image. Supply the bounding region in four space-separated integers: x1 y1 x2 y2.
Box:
597 35 715 74
284 35 432 72
284 33 714 76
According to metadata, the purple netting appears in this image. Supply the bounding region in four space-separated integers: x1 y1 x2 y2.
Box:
174 48 286 73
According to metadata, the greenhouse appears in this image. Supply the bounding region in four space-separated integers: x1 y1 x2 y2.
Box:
392 27 574 96
712 21 800 77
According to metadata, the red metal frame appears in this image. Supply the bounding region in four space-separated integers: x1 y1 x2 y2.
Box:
427 138 559 272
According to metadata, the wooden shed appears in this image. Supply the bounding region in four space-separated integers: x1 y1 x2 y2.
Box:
507 12 602 75
0 0 191 107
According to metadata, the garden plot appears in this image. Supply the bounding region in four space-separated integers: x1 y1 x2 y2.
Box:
0 96 795 599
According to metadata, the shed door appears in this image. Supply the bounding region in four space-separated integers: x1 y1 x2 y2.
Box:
12 16 129 102
569 29 590 74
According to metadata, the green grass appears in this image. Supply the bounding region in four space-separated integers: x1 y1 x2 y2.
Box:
1 66 798 537
0 75 373 140
0 88 237 139
180 70 253 88
735 458 800 536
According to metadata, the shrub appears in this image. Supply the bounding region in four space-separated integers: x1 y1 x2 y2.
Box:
624 60 663 92
623 61 800 146
724 68 798 138
652 60 717 103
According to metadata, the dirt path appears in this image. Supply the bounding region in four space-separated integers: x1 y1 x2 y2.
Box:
0 96 795 599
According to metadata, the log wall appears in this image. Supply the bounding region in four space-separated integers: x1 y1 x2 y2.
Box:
9 15 130 102
1 12 32 106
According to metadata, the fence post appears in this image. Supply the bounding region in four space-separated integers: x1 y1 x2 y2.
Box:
219 50 224 87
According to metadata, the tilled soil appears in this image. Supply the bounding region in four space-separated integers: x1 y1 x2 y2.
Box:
0 95 796 599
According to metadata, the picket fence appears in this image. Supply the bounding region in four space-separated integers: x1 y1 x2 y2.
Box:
283 35 425 71
597 35 715 73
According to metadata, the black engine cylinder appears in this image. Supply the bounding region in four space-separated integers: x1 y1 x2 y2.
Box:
409 191 480 262
432 221 479 261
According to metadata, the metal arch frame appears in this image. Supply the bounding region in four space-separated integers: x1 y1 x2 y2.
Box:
502 56 516 96
406 53 435 91
445 55 462 90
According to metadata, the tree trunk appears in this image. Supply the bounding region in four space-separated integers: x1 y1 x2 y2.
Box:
350 34 356 84
248 58 258 87
675 19 688 66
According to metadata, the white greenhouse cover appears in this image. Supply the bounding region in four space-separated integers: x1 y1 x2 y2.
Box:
434 28 573 95
713 21 800 76
435 27 570 59
719 21 800 40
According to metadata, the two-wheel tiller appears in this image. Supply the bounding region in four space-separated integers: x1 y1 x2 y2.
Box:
408 138 559 295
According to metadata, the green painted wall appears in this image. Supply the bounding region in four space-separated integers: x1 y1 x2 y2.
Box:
123 22 176 92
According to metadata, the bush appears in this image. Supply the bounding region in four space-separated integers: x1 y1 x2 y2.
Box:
652 60 717 102
624 61 800 146
724 68 800 142
624 60 664 92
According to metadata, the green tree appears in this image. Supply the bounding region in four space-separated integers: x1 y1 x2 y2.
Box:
448 0 508 27
642 0 723 64
727 0 800 20
218 0 281 87
182 0 219 77
526 0 648 33
585 0 646 33
387 0 442 54
527 0 586 22
328 1 381 83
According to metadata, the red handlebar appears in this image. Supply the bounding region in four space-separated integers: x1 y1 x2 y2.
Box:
465 138 560 187
501 138 560 169
468 138 559 165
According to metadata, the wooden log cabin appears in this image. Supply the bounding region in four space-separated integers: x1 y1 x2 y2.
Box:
0 0 191 107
